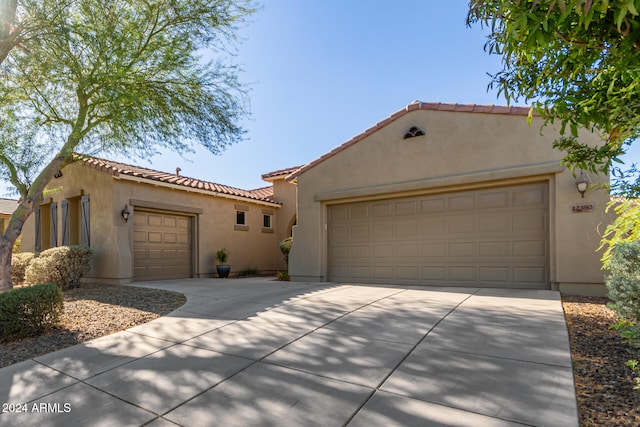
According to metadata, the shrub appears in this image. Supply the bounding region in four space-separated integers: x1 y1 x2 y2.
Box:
606 240 640 321
238 266 259 277
24 245 93 290
279 237 292 264
215 248 229 264
0 283 63 342
11 252 36 285
276 270 290 281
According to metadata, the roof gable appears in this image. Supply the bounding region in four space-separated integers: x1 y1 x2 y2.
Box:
76 155 278 205
288 101 533 180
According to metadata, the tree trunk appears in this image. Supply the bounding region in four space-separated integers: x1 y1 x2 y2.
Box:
0 195 37 292
0 236 12 292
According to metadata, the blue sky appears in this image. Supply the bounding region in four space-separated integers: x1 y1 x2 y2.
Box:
117 0 510 190
2 0 638 196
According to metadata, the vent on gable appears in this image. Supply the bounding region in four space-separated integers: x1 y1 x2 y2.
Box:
403 126 425 139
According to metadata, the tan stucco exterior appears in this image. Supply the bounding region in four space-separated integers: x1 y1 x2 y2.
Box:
288 103 613 295
20 160 297 284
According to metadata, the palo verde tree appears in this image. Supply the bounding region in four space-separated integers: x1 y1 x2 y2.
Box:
467 0 640 264
0 0 255 291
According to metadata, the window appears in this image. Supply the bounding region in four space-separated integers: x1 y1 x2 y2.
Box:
236 210 246 225
263 214 272 228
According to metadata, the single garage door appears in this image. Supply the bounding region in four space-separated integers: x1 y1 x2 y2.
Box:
133 210 192 281
328 182 549 289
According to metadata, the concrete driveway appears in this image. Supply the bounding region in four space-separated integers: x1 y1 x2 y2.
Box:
0 278 578 427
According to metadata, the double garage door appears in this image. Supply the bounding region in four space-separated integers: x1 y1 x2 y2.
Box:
328 183 549 289
133 210 192 281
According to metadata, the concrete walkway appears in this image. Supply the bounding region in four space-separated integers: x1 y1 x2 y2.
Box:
0 278 578 427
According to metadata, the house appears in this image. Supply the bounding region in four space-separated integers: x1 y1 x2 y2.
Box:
287 101 612 296
20 156 299 283
0 198 18 233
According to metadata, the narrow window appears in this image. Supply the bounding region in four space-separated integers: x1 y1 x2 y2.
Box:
263 214 272 228
236 210 246 225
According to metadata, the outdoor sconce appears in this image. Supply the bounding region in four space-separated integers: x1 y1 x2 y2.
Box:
121 204 131 223
575 172 589 198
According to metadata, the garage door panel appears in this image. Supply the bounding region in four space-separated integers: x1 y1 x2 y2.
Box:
148 215 162 227
421 266 447 280
373 244 393 258
449 266 477 281
449 242 476 258
479 267 510 282
478 191 509 209
373 266 393 279
351 266 370 278
515 267 547 283
394 222 417 239
351 205 369 219
514 241 546 257
396 266 419 280
351 246 370 258
478 241 510 257
419 218 447 236
448 216 475 234
350 225 369 240
422 243 446 257
513 214 546 233
396 201 418 215
134 210 192 281
328 182 549 289
372 203 392 217
396 244 419 258
448 194 476 211
513 186 546 206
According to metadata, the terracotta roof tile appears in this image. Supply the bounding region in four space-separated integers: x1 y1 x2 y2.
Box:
261 165 303 181
76 155 278 204
249 186 274 199
288 101 534 180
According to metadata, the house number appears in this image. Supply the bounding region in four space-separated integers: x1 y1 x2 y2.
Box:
571 203 594 213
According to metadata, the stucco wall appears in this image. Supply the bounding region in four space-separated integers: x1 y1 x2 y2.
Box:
21 162 283 283
270 177 298 271
289 108 612 295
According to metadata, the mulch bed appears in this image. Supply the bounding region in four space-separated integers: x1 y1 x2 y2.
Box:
562 296 640 426
1 285 639 426
0 283 186 368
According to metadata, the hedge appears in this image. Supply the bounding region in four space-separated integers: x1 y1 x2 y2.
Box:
0 283 63 342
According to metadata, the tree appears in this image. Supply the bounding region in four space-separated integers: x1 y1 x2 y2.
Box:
467 0 640 263
0 0 255 292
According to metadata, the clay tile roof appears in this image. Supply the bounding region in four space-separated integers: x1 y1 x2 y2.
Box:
75 155 278 204
261 165 303 181
0 198 18 215
249 185 274 199
288 101 534 180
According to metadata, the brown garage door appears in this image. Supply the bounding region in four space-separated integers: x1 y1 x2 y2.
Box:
328 182 549 289
133 210 192 281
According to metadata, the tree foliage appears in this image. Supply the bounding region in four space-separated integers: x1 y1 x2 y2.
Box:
467 0 640 180
0 0 255 291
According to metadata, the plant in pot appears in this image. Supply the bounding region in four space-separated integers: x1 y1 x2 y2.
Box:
215 248 231 278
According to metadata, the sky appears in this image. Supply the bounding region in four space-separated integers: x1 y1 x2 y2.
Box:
117 0 512 190
1 0 638 196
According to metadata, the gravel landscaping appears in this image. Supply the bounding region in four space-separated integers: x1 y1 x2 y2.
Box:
0 284 638 426
0 283 186 368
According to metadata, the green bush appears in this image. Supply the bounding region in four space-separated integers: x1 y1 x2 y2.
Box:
276 270 290 281
606 240 640 321
238 266 259 277
0 283 63 342
11 252 36 285
279 237 293 264
24 245 93 290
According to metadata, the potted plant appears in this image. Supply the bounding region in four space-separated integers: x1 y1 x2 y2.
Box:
215 248 231 278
